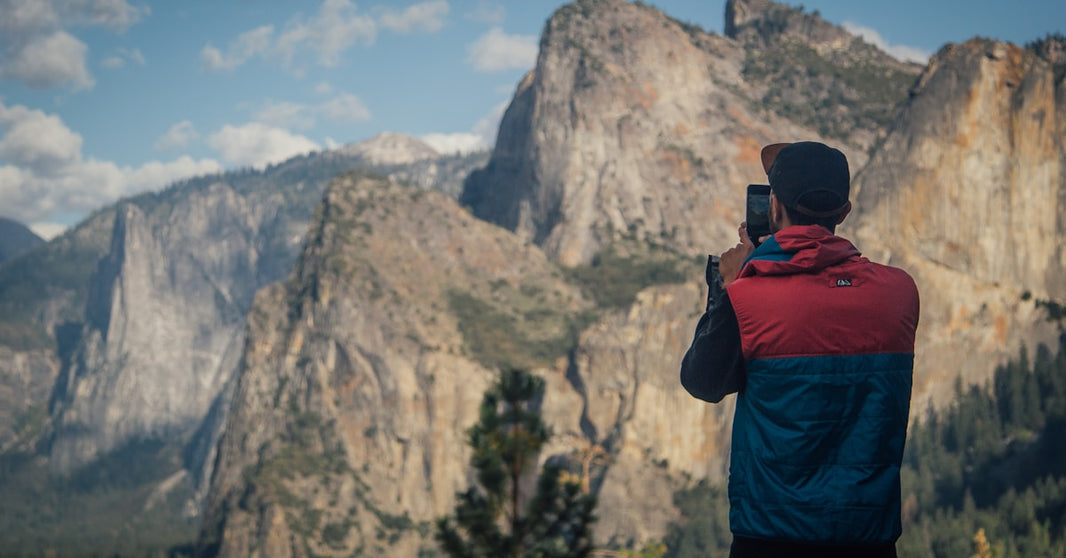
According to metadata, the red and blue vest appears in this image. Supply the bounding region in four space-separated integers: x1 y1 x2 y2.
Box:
725 225 920 544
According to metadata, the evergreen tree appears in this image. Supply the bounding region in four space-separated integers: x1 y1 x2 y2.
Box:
436 368 596 558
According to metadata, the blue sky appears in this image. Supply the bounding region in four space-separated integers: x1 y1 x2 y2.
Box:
0 0 1062 239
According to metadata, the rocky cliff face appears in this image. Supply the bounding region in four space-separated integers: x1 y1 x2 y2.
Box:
463 0 828 267
1 137 485 485
3 0 1064 554
547 282 735 540
849 37 1066 407
0 212 115 454
198 169 732 554
48 186 278 474
199 173 579 555
0 347 56 452
461 0 916 268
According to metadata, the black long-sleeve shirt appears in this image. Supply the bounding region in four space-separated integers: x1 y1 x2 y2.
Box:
679 255 746 403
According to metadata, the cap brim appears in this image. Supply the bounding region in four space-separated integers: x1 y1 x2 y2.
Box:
760 143 790 175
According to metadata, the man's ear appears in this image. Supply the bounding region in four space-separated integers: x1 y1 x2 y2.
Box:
770 193 788 229
834 201 853 225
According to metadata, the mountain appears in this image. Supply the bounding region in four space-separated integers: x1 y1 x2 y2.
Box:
724 0 924 150
848 36 1066 409
198 171 600 556
461 0 919 267
334 131 441 165
2 0 1064 555
201 0 1066 554
42 142 487 477
0 138 487 554
0 217 44 263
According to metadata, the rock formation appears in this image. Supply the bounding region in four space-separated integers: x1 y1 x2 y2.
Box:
463 0 827 267
0 138 484 492
199 172 590 555
849 37 1066 407
1 0 1063 554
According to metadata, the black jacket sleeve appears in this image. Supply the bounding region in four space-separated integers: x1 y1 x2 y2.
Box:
680 255 745 403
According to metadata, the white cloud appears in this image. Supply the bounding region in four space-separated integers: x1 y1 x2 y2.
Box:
319 93 371 122
201 25 274 72
843 22 931 64
126 155 221 192
0 0 146 90
155 120 199 151
420 99 507 154
314 81 334 95
0 103 83 172
4 30 94 90
0 101 221 233
253 100 316 130
465 1 505 25
203 0 454 74
68 0 148 32
127 48 145 65
466 27 537 72
0 0 59 31
275 0 376 69
0 0 146 32
379 0 449 34
246 93 371 130
102 47 145 69
207 123 319 169
420 132 484 155
30 222 69 241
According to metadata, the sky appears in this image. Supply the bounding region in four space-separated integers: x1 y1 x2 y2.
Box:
0 0 1062 239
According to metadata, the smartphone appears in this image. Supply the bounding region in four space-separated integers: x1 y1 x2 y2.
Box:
746 184 772 247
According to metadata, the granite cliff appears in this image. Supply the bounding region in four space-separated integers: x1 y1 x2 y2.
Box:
848 37 1066 408
461 0 918 268
1 0 1063 554
203 0 1066 554
199 172 584 555
0 137 487 552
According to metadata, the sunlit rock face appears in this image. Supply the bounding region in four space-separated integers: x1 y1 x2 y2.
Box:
849 38 1066 408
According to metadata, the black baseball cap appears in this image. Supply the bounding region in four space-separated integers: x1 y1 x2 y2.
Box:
760 141 850 218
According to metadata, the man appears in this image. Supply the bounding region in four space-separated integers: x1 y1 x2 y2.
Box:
680 141 920 557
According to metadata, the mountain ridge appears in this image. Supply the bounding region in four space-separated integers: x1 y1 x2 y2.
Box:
0 217 43 264
0 0 1062 555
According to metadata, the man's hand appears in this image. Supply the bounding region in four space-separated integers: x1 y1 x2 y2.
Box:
719 222 756 287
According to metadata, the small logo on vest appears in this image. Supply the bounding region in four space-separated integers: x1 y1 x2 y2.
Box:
836 278 853 287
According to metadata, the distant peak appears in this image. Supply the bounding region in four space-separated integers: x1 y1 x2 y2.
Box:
0 216 44 262
338 132 440 166
725 0 848 47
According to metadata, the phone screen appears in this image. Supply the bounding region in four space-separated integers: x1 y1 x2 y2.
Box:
746 184 771 247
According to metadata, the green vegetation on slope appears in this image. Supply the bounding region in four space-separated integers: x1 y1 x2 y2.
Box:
448 240 694 373
743 40 917 146
0 439 199 557
564 245 692 310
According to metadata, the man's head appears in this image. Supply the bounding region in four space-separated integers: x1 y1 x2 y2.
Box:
760 141 852 233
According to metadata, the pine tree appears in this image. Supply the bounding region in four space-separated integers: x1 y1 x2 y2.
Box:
436 368 597 557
